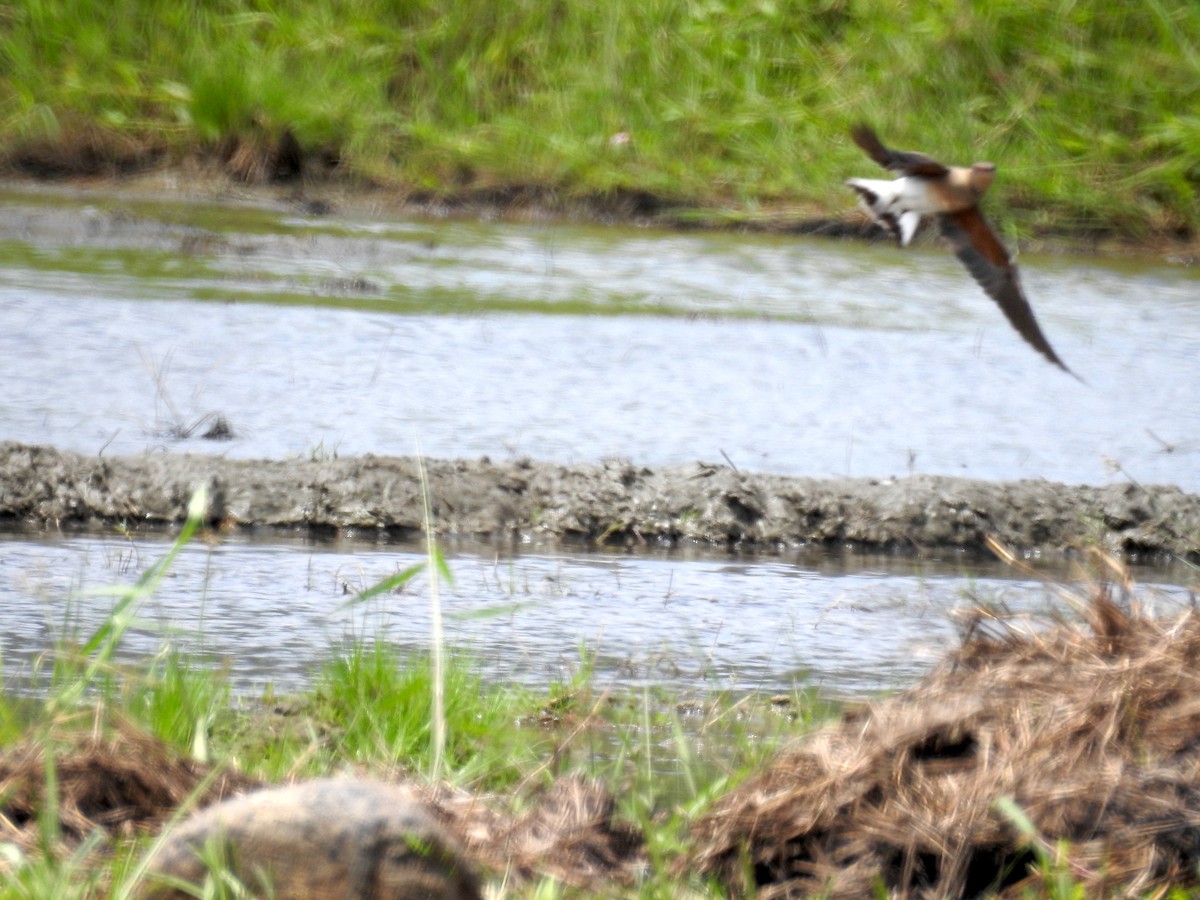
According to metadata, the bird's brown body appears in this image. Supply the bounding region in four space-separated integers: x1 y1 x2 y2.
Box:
846 125 1075 376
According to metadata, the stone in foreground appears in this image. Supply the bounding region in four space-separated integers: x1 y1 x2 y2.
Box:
142 778 482 899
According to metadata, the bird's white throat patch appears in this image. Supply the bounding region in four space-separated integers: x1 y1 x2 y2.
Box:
846 176 942 246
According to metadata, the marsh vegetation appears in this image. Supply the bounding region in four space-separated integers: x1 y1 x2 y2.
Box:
3 1 1198 239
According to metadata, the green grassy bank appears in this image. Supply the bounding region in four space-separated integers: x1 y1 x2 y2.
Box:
2 0 1198 239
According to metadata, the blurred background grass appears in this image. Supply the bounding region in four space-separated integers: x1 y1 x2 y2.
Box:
1 0 1197 236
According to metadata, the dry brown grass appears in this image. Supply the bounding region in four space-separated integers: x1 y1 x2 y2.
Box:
687 575 1200 897
1 119 163 179
0 722 643 892
0 720 258 851
430 774 646 890
216 127 306 184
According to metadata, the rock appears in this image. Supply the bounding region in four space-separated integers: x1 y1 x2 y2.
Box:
142 778 482 899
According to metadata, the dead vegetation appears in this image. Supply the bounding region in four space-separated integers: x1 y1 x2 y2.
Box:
152 410 236 442
0 119 342 186
431 774 647 889
215 127 314 184
1 120 164 180
687 575 1200 897
0 722 644 892
0 722 258 849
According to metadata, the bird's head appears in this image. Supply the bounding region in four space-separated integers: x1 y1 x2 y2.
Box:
970 162 996 195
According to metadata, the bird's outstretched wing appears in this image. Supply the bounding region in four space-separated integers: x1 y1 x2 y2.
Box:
850 124 949 178
939 209 1076 377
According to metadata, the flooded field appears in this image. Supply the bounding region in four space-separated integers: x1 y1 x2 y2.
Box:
2 185 1199 487
2 184 1198 696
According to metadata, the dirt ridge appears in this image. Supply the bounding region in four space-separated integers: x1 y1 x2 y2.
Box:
3 442 1197 559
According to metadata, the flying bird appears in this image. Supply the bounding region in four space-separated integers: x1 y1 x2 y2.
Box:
845 124 1075 376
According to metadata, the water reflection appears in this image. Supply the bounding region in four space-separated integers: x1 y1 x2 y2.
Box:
3 533 1193 699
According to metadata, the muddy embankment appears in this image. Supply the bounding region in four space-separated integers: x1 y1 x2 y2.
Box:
2 442 1198 560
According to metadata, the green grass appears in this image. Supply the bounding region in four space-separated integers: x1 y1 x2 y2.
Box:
1 0 1198 238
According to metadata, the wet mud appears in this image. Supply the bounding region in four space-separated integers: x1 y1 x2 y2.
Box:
3 168 1196 259
2 442 1197 559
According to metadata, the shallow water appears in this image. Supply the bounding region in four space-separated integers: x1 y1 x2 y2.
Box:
4 532 1194 699
1 186 1198 698
1 187 1198 489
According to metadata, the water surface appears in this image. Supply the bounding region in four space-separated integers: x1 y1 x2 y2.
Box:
3 532 1194 698
2 187 1198 699
1 188 1198 489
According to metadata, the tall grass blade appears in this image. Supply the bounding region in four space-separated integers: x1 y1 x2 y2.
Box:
37 746 60 858
341 562 426 607
48 486 209 714
416 451 445 782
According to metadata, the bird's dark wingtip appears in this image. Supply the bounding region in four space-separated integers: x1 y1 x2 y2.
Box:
849 124 885 155
1060 361 1086 385
1035 341 1083 382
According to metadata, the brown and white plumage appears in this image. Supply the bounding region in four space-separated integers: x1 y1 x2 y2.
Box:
845 124 1075 376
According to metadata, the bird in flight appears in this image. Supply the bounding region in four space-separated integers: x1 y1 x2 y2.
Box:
845 124 1075 376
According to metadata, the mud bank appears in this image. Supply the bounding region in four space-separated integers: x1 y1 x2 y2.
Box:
3 172 1197 260
2 442 1197 559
